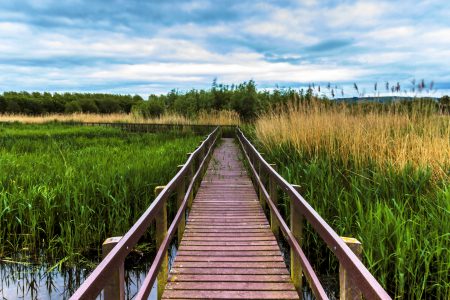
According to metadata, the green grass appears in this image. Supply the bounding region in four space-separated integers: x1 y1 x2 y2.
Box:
246 132 449 300
0 123 203 265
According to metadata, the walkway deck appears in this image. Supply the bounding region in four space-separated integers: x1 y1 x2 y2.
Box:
162 138 299 299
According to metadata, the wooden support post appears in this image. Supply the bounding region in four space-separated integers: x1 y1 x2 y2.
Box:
291 185 304 298
258 161 266 209
197 144 205 186
340 237 363 300
155 186 167 300
177 165 186 245
269 164 278 235
102 236 125 300
186 153 195 209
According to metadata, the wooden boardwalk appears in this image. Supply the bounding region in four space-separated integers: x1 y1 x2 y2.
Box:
72 128 390 300
162 138 299 299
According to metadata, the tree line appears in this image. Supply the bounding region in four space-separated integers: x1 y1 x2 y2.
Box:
0 81 304 120
134 80 315 120
0 92 143 115
0 80 448 120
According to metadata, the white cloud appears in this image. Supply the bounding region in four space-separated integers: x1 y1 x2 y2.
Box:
247 8 318 44
0 0 449 95
325 1 393 28
365 26 416 42
0 21 30 36
180 0 210 12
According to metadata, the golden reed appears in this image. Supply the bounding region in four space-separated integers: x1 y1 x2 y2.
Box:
255 101 450 179
0 110 240 126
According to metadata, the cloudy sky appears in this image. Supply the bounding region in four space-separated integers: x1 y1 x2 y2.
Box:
0 0 449 97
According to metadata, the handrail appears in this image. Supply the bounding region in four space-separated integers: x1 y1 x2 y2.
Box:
70 126 220 299
135 128 219 299
236 128 391 300
236 131 328 300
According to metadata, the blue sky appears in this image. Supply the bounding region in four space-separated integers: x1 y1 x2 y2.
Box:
0 0 449 97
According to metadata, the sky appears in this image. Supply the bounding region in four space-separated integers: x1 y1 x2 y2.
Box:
0 0 449 97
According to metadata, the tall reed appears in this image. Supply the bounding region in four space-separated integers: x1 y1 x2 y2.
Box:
0 123 202 265
256 101 449 179
251 101 450 299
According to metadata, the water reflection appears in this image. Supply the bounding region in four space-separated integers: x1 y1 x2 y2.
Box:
276 232 339 300
0 244 178 300
1 241 329 300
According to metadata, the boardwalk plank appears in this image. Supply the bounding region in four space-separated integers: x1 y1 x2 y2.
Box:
174 256 285 262
164 282 295 291
176 250 282 256
170 267 289 275
167 274 292 282
179 245 280 251
162 290 299 299
172 261 287 268
180 241 278 246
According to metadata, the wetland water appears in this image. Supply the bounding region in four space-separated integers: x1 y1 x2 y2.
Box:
1 241 333 300
0 245 179 300
0 262 156 300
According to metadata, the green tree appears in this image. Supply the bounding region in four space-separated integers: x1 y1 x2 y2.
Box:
440 95 450 113
64 101 82 113
0 96 6 113
79 99 99 113
132 96 165 118
5 99 21 113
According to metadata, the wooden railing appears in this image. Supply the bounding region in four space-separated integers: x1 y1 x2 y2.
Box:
70 126 220 300
236 128 391 300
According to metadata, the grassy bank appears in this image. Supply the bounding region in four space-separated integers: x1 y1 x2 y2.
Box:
0 123 203 265
250 103 450 299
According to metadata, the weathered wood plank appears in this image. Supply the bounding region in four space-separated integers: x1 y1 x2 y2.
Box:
182 237 274 241
180 241 278 246
174 256 285 262
172 261 287 268
176 250 282 256
188 216 267 219
164 282 295 291
178 245 281 251
167 274 292 282
186 222 269 225
185 225 270 229
183 228 267 234
162 290 299 299
182 232 275 237
171 267 289 275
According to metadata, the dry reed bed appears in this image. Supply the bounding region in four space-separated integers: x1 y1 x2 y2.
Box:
0 110 241 126
256 104 450 179
253 103 449 298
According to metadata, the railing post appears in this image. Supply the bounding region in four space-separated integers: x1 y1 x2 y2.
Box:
186 153 195 209
155 186 167 300
269 164 279 235
258 161 266 210
102 236 125 300
177 165 186 245
340 237 363 300
291 185 304 298
197 142 205 189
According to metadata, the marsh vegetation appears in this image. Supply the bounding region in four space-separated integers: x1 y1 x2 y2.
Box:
0 123 202 266
248 101 450 299
1 84 449 299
